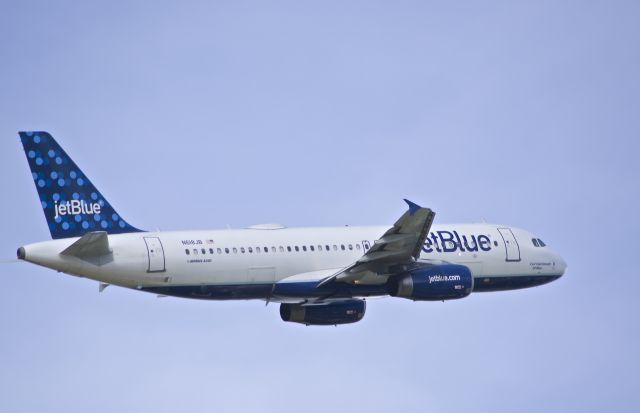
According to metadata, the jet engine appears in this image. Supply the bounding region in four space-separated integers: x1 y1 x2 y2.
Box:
387 264 473 301
280 300 366 326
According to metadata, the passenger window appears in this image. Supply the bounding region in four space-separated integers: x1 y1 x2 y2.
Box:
193 249 198 255
287 246 292 252
201 248 206 255
217 248 222 254
326 245 330 251
295 246 299 252
532 238 539 247
333 245 338 251
225 248 230 254
255 247 260 253
248 247 253 253
279 246 284 252
317 245 322 251
302 246 307 252
185 249 190 255
356 244 361 250
341 244 345 251
270 247 275 253
348 244 353 250
310 245 315 251
209 248 214 254
232 248 238 254
240 247 245 253
538 239 546 247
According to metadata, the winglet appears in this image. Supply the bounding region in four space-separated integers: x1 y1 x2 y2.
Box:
404 199 422 216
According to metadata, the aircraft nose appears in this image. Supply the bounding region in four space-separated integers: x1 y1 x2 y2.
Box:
554 254 567 276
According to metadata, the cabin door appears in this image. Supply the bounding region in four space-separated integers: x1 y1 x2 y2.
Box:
144 237 166 272
497 228 521 262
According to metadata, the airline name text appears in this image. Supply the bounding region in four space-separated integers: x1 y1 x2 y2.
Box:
423 230 492 253
54 200 101 219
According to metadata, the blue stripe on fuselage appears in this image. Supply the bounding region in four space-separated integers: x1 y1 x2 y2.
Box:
139 275 561 300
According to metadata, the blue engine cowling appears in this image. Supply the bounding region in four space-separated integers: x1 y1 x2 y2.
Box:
280 300 366 325
387 264 473 301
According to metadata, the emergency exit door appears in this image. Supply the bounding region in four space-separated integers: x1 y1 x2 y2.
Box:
497 228 521 262
144 237 166 272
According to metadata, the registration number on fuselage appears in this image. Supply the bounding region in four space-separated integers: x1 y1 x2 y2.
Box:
181 239 203 245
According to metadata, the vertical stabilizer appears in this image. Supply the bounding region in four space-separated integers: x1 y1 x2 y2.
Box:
18 131 142 239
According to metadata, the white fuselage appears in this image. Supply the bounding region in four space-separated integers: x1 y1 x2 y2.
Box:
20 223 566 299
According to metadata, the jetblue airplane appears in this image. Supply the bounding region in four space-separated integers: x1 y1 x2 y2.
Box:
15 132 566 325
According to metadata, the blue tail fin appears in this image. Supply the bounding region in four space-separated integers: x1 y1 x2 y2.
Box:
18 131 143 239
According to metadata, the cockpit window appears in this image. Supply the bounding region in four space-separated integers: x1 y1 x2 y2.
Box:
532 238 540 247
537 239 546 247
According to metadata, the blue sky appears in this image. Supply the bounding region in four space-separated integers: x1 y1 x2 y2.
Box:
1 1 638 411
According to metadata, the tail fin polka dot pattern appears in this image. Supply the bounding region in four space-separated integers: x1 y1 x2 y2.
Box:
19 131 143 239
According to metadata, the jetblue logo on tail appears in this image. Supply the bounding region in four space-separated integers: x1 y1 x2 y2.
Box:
18 131 142 239
54 200 101 219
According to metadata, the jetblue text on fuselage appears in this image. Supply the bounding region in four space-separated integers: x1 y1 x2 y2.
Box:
54 200 101 219
422 230 492 253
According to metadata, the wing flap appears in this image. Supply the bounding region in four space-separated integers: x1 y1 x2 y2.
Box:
411 208 435 259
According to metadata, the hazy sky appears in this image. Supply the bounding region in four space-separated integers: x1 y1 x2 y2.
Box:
1 1 639 412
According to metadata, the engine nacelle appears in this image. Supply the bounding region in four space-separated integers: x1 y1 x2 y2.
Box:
387 264 473 301
280 300 366 326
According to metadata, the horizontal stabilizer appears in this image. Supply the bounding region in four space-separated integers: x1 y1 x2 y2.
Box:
61 231 111 258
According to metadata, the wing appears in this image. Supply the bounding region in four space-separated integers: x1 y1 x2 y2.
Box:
317 199 435 287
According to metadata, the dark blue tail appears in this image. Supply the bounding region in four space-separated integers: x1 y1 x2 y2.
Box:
18 131 143 239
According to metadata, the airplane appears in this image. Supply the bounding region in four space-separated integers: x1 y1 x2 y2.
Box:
14 131 566 326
